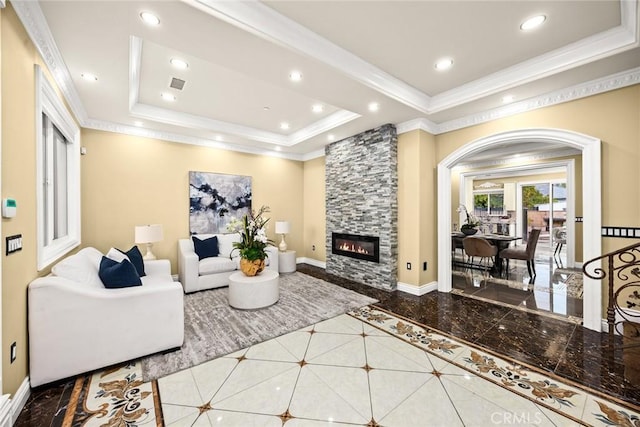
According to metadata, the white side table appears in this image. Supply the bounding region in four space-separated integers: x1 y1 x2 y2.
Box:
228 270 279 309
278 250 297 273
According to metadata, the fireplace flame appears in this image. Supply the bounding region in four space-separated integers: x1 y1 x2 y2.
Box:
339 242 370 255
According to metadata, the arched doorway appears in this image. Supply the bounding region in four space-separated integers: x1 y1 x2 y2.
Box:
437 128 602 331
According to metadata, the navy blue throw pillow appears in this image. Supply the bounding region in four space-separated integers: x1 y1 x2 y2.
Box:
99 256 142 289
117 246 146 277
192 235 219 260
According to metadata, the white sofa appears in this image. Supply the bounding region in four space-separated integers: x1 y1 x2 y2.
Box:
28 247 184 387
178 233 279 293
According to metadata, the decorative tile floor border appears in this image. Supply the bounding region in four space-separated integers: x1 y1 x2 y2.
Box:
349 306 640 426
63 362 161 426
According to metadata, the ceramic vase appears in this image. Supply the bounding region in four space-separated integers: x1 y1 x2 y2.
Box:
240 258 265 276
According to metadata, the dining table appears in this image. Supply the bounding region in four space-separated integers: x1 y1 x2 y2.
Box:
452 232 521 275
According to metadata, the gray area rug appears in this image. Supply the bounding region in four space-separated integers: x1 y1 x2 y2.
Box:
140 272 377 381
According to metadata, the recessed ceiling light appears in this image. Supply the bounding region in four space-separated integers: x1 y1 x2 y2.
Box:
80 72 98 82
170 58 189 70
134 121 143 127
502 95 515 104
289 70 302 82
328 134 335 141
263 106 270 111
435 58 454 71
274 146 282 152
312 104 324 113
215 135 223 141
161 92 176 102
520 15 546 31
280 122 290 130
140 11 160 26
368 102 379 112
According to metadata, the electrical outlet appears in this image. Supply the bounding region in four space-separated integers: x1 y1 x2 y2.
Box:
423 262 427 271
10 342 16 363
406 262 411 270
312 245 316 251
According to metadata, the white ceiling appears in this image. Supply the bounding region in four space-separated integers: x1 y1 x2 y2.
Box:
13 0 640 160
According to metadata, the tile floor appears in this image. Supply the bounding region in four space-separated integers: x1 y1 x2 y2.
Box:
158 310 639 426
451 242 583 321
14 264 640 426
41 308 638 426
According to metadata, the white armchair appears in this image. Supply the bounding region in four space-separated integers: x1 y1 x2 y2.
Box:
178 233 279 293
28 247 184 387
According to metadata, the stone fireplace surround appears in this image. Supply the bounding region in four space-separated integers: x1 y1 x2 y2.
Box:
325 124 398 291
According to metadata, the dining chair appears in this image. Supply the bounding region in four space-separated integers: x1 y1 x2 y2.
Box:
552 227 566 256
500 228 541 278
462 236 498 275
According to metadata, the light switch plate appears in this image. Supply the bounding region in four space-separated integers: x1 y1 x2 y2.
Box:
6 234 22 255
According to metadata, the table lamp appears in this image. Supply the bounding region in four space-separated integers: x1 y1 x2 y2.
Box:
275 221 290 252
135 224 163 260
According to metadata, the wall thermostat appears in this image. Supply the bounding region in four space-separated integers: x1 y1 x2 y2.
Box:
2 198 17 218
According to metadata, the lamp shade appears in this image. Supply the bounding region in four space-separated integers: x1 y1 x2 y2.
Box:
135 224 163 244
275 221 290 234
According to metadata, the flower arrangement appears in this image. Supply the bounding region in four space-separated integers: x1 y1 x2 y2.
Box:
226 205 274 261
457 204 481 230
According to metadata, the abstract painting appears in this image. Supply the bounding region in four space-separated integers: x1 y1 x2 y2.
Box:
189 171 252 235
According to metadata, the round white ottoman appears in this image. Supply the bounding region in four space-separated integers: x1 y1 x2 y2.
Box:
228 270 279 309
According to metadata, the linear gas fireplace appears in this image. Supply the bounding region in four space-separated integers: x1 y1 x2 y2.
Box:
332 232 380 263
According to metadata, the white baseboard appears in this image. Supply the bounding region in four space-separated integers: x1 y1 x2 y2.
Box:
601 307 640 333
297 257 326 269
0 395 11 427
9 377 30 425
397 281 438 296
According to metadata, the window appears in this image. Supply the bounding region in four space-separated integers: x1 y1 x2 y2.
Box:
36 66 80 269
473 191 505 216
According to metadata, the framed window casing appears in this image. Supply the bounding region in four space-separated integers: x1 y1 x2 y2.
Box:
35 66 81 270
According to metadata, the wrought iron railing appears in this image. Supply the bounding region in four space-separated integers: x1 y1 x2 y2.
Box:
583 241 640 348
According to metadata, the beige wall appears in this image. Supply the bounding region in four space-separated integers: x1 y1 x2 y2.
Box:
81 129 305 271
302 156 326 261
397 130 437 286
2 0 640 397
437 86 640 258
1 3 54 396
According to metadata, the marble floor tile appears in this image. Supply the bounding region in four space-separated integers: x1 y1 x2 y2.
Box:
15 264 640 427
305 332 366 367
289 364 371 424
158 307 640 426
211 360 300 414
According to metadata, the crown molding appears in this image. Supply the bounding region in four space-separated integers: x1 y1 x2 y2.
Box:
288 110 361 145
83 118 306 161
395 118 438 135
397 66 640 136
184 0 431 114
429 0 639 113
129 36 359 147
300 148 326 161
12 0 88 125
129 36 142 113
130 102 289 145
185 0 638 116
17 0 640 156
454 147 580 171
436 65 640 134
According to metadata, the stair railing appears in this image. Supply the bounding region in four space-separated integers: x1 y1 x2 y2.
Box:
583 241 640 347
